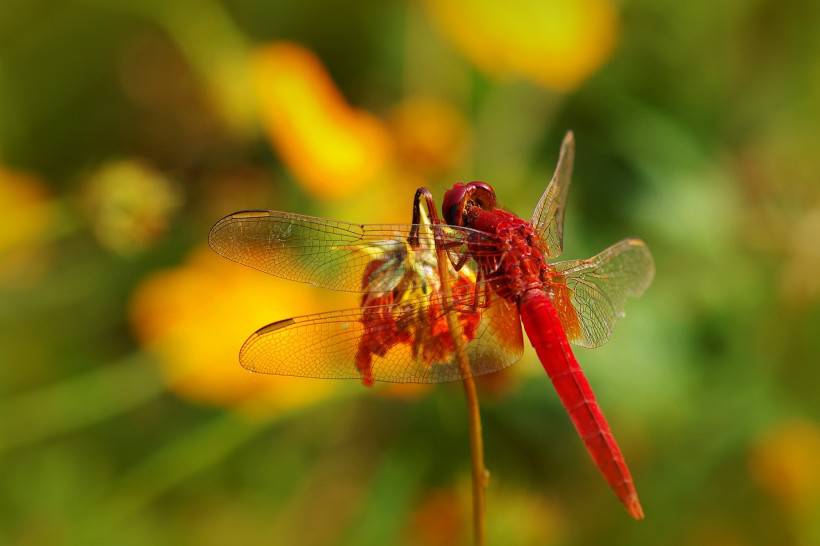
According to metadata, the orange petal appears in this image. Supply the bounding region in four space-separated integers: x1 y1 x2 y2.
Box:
252 42 390 199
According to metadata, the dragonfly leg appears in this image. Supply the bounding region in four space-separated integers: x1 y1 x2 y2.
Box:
483 275 493 307
452 251 470 272
470 267 487 309
408 187 442 248
408 187 467 271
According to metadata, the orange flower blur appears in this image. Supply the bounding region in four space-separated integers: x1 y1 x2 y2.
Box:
0 167 54 279
406 484 566 546
749 419 820 510
423 0 618 91
389 96 469 175
252 42 390 199
0 167 52 255
130 246 340 411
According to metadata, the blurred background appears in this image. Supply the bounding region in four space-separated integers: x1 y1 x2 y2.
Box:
1 0 819 545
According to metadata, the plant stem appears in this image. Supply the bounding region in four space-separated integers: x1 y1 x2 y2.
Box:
432 245 487 546
461 371 487 546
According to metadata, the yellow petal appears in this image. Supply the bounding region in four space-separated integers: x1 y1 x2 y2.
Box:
130 246 341 411
252 42 390 199
424 0 618 91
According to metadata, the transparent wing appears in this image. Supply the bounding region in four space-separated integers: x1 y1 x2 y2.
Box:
239 287 524 384
208 210 502 293
551 239 654 348
531 131 575 258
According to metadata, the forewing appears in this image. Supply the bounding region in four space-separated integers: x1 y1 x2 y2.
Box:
208 210 500 293
552 239 654 348
239 288 524 384
531 131 575 258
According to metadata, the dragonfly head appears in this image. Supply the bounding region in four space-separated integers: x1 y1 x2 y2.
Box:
442 181 497 226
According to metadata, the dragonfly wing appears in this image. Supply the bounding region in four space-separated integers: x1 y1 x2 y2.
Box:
464 289 524 378
552 239 654 348
239 288 523 384
530 131 575 259
208 210 499 293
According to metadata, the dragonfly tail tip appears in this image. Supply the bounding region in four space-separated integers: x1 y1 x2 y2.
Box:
626 497 645 520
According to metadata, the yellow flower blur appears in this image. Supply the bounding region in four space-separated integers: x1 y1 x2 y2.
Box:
83 160 181 255
252 42 391 199
0 167 52 255
130 246 339 411
423 0 618 91
0 167 54 279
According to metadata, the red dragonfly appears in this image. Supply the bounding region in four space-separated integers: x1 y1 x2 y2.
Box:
209 132 654 519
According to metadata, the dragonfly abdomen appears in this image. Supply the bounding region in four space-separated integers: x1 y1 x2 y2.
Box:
519 288 644 520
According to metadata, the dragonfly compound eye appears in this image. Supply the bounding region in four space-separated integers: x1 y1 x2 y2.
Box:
442 182 497 226
442 183 469 225
465 181 497 211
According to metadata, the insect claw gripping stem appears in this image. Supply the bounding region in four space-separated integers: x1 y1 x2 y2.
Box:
408 187 441 248
408 186 463 266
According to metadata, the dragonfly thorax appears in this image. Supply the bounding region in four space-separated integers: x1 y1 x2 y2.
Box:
467 208 550 301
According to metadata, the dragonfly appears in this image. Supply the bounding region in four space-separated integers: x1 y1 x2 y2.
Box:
209 132 654 519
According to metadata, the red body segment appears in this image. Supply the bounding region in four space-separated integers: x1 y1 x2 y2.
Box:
520 289 644 519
